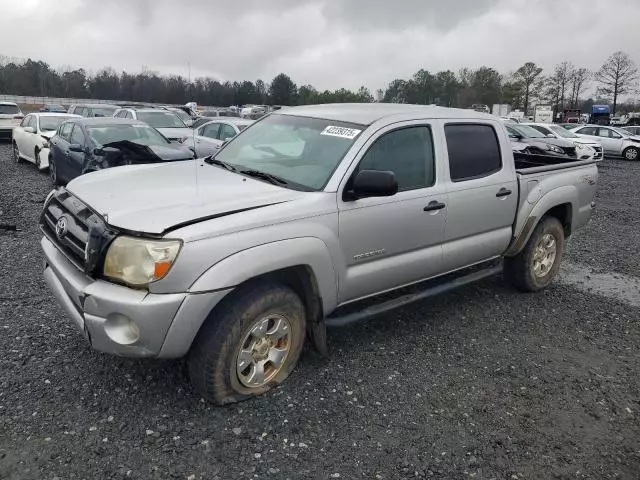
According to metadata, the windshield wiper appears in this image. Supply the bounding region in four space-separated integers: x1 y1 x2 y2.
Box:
238 168 289 186
204 157 238 172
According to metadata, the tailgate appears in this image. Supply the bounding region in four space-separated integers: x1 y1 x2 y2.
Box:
0 114 21 128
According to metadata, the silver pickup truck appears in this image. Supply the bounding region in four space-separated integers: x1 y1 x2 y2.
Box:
40 104 598 404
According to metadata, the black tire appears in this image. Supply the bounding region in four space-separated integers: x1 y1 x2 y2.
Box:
12 142 21 163
623 146 639 161
504 216 565 292
34 147 41 169
49 155 62 186
188 281 306 405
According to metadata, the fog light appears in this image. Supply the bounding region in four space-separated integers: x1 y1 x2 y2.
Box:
104 313 140 345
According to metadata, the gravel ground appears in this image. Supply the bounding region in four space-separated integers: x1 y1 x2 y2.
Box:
1 144 639 480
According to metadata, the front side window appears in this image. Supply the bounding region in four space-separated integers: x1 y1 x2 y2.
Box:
445 124 502 182
219 124 237 140
20 116 30 127
70 125 85 145
358 126 435 191
598 128 621 139
215 114 364 191
60 122 74 141
577 127 597 135
201 123 220 139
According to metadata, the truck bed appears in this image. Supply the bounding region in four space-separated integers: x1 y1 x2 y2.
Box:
514 152 596 174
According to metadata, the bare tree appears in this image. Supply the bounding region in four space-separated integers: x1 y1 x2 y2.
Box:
569 68 590 108
513 62 544 115
595 51 638 115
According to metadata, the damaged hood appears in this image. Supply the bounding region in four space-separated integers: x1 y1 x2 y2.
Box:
65 159 304 234
103 140 194 162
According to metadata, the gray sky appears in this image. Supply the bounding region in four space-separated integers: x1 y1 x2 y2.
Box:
1 0 639 92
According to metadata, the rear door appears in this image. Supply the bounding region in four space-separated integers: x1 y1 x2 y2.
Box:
441 121 518 271
337 122 447 303
194 122 222 157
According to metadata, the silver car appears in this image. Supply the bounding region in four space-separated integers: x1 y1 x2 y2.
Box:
113 107 190 142
186 118 254 157
571 124 640 160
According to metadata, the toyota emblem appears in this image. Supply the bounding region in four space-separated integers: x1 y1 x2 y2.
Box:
55 217 68 239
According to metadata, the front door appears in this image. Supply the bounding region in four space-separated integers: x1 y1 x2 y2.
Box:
441 121 518 271
67 124 87 179
51 122 74 182
596 127 624 155
337 123 447 303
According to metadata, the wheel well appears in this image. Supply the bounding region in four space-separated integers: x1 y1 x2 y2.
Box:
544 203 572 237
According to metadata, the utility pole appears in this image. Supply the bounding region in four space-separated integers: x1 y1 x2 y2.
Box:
188 62 191 101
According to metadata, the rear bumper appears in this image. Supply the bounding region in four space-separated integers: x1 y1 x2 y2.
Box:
42 236 231 358
0 127 15 140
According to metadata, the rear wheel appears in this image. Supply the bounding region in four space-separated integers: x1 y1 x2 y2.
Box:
504 217 565 292
34 147 41 169
12 142 21 163
623 146 638 161
188 281 306 405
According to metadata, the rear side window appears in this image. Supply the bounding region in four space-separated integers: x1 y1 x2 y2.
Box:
0 104 20 115
445 124 502 182
70 125 85 145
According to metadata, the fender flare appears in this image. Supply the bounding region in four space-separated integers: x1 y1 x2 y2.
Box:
506 186 576 256
189 237 338 314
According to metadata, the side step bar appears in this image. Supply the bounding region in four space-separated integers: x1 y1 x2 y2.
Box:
325 262 503 328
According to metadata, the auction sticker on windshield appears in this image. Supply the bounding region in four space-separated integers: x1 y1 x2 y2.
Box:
321 126 362 140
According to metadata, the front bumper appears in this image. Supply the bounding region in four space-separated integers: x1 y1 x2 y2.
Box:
42 236 230 358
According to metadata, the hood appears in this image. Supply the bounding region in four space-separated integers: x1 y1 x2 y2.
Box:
66 159 304 234
156 127 191 140
102 140 194 162
573 138 600 146
41 130 56 139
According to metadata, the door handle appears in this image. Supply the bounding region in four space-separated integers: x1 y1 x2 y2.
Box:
424 201 446 212
496 188 512 197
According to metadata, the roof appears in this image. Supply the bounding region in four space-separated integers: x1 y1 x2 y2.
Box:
32 112 81 117
276 103 496 126
66 117 146 126
0 101 18 106
202 117 254 126
71 103 119 108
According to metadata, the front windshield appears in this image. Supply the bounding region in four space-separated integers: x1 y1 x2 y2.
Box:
215 114 364 190
137 111 187 128
92 107 117 117
88 124 170 146
549 125 578 138
40 116 73 131
512 124 546 138
171 109 191 124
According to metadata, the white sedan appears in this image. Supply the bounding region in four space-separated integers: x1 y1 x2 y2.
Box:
523 122 603 160
183 118 254 157
12 113 80 170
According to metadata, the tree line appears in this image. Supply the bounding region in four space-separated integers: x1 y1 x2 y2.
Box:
0 51 637 115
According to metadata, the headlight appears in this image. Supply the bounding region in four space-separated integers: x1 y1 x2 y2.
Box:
103 236 182 286
546 144 563 153
575 143 589 151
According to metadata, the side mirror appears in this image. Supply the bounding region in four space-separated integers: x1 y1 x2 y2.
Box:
546 133 555 138
93 146 119 156
349 170 398 200
69 143 85 153
23 126 36 134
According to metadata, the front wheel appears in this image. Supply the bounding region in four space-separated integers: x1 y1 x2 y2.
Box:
504 217 565 292
623 146 638 161
188 282 306 405
49 155 62 186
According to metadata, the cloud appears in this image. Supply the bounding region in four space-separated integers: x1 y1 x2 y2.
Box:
0 0 638 93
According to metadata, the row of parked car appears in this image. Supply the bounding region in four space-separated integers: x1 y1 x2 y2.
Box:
501 117 640 161
6 100 256 185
